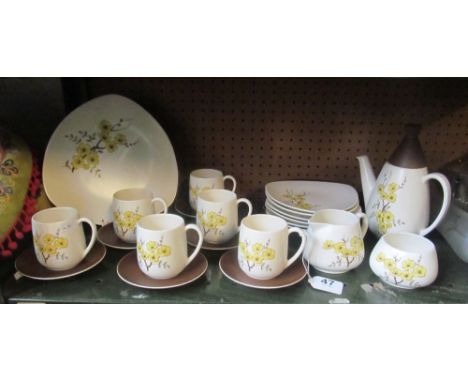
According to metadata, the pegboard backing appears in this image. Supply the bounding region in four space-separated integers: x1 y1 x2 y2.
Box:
82 78 468 199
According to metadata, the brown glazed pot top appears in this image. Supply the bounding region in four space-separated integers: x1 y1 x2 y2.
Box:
388 123 427 169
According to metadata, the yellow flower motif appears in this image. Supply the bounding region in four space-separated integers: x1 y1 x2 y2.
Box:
323 240 334 250
157 245 171 257
414 265 427 278
55 237 68 249
252 243 263 254
217 216 227 226
334 242 346 254
87 152 99 168
137 243 142 252
150 253 160 263
239 242 247 253
99 120 113 133
113 211 120 220
253 256 262 264
383 211 394 223
263 248 276 260
76 143 91 156
71 155 84 169
124 211 133 220
115 133 127 145
384 258 396 269
402 259 415 270
105 140 118 153
146 241 158 252
350 236 363 249
388 183 399 193
376 253 386 262
401 271 414 282
387 193 397 203
81 157 91 170
207 211 216 220
43 233 55 245
43 243 57 256
99 130 111 141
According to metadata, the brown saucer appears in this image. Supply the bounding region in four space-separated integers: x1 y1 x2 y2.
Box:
187 228 239 251
174 196 196 219
15 242 107 281
117 251 208 289
219 249 306 289
97 223 136 250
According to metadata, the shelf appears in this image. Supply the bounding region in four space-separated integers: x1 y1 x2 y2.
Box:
3 227 467 304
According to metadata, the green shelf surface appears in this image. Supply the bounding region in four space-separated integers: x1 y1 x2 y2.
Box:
2 230 467 304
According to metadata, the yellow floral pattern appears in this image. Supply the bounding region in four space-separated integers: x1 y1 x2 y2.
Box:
376 252 427 287
113 209 142 237
190 184 214 199
64 118 138 177
33 233 69 264
137 238 172 271
322 236 364 268
239 239 276 272
372 172 406 234
197 209 227 237
282 190 314 210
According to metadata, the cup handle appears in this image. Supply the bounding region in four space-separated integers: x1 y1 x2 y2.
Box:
419 172 451 236
151 197 168 214
223 175 237 193
77 217 97 259
355 212 369 237
286 227 307 269
236 198 253 224
185 223 203 265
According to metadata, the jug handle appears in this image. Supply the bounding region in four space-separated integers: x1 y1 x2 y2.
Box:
419 172 451 237
355 212 369 237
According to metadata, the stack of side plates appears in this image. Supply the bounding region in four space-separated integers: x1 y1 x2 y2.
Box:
265 180 361 229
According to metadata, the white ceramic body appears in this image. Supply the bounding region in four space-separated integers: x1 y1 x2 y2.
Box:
238 214 306 280
369 232 438 289
196 189 252 244
112 188 167 243
363 161 451 238
32 207 97 271
189 169 237 209
303 209 368 274
136 214 203 279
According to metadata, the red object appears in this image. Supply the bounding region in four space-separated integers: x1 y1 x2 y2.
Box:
0 155 42 257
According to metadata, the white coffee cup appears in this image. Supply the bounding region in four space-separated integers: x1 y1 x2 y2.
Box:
196 189 252 244
369 232 438 289
32 207 97 271
303 209 368 274
238 214 306 280
136 214 203 279
189 169 236 210
112 188 168 243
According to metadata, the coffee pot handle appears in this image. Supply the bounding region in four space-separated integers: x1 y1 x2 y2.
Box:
223 175 237 192
420 172 451 236
151 197 168 214
77 217 97 259
185 224 203 265
355 212 369 237
285 227 307 268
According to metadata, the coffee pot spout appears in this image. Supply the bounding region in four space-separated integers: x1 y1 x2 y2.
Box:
356 155 376 208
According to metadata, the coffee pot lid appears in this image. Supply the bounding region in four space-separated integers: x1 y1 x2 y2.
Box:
388 123 426 169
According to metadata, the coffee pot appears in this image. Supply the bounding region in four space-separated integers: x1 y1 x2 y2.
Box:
357 124 451 237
